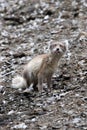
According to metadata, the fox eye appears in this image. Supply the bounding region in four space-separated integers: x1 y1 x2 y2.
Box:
50 44 57 50
60 44 64 48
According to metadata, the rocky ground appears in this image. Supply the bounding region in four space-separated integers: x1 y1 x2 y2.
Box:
0 0 87 130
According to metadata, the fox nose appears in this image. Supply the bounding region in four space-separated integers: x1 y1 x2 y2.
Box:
56 48 59 51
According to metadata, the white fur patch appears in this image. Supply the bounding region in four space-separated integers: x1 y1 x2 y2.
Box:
12 75 26 89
